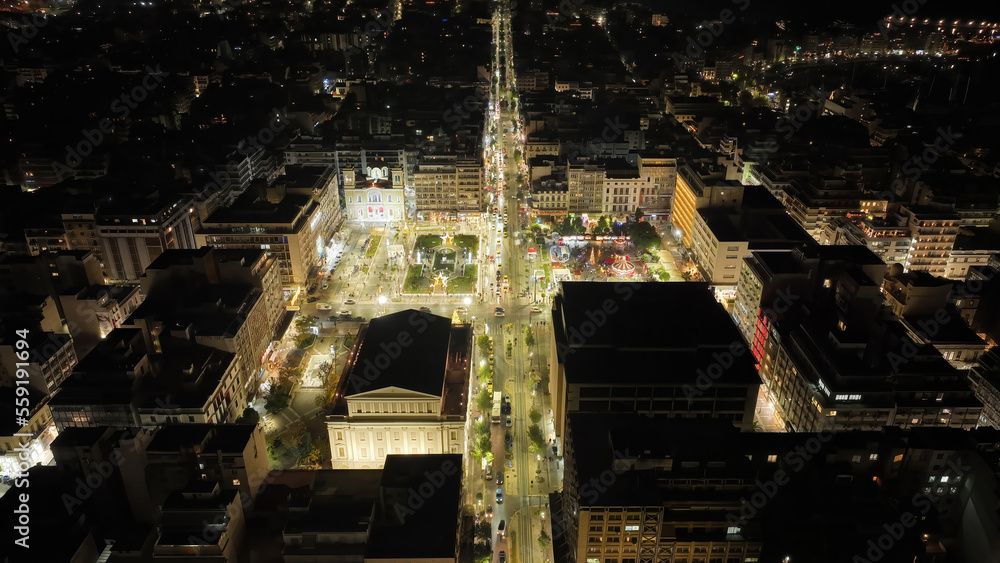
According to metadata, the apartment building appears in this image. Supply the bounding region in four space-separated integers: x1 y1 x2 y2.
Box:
900 206 960 276
96 195 200 283
820 216 912 265
670 162 740 248
782 176 862 241
58 284 143 355
566 160 606 214
413 155 483 217
0 331 77 395
602 161 653 217
197 167 340 286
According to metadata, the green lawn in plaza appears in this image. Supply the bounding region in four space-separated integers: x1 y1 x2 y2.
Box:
403 264 430 293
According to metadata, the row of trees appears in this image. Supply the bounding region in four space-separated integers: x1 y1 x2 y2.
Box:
554 214 662 251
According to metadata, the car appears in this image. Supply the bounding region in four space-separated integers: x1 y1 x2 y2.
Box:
456 307 469 313
530 306 542 313
495 307 505 317
499 551 507 563
497 519 506 537
344 299 357 305
321 282 329 290
338 310 352 317
419 306 432 313
504 393 511 403
497 472 504 485
505 416 512 428
307 297 320 303
485 466 493 481
328 316 337 321
486 505 493 518
316 303 332 311
504 430 512 443
496 488 503 503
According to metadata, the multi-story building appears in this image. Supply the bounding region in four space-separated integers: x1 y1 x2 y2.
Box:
549 283 760 441
268 455 464 562
602 161 653 217
566 160 605 214
782 176 862 241
58 284 143 356
327 310 471 469
413 154 483 218
670 162 740 248
343 165 406 223
968 350 1000 428
0 331 78 395
637 155 678 216
197 167 340 287
739 251 981 432
900 206 960 276
531 177 570 220
945 228 1000 280
128 247 282 407
0 389 56 480
60 209 100 254
882 266 987 369
49 328 149 430
96 195 200 282
560 415 763 563
689 187 813 287
23 225 68 255
820 216 912 265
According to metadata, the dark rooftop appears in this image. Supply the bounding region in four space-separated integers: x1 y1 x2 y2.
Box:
343 309 453 397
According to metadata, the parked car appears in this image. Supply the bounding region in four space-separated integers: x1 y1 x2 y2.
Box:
504 430 512 444
321 282 329 290
485 466 493 481
419 307 432 313
338 310 352 317
505 416 512 428
344 298 357 305
307 297 320 303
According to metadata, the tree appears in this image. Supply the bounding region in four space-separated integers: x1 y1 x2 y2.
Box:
738 90 754 108
475 520 492 542
343 333 356 350
235 407 260 426
264 380 293 413
478 364 492 383
628 221 661 251
538 530 551 551
592 215 611 235
527 423 545 453
477 335 492 356
477 388 493 413
529 408 541 425
524 326 534 347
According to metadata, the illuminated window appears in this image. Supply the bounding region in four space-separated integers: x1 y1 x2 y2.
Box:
767 454 777 463
870 454 878 461
232 479 241 486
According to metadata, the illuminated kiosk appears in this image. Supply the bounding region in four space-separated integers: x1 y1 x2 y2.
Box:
610 253 635 277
